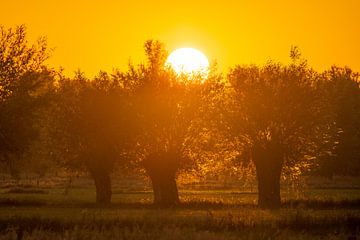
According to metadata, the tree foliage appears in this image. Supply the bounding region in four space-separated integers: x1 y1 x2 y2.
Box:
226 52 334 208
49 71 137 204
316 67 360 177
0 25 53 177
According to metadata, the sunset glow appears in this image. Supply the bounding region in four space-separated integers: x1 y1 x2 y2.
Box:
1 0 359 76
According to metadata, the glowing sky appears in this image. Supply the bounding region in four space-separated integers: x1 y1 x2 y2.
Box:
1 0 359 76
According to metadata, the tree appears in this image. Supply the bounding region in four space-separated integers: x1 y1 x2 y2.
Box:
125 40 212 206
226 50 333 208
316 66 360 177
0 25 53 177
50 71 136 204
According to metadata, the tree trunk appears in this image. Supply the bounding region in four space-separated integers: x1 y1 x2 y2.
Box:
252 140 283 209
151 176 162 204
144 152 180 207
92 171 112 205
149 172 179 206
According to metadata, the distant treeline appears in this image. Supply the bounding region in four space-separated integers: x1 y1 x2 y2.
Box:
1 25 359 209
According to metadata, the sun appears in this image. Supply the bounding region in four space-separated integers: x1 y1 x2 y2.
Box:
166 48 209 76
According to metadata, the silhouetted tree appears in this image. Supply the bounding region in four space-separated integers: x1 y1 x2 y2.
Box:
226 49 334 208
0 25 53 177
125 40 211 206
50 71 136 204
316 66 360 177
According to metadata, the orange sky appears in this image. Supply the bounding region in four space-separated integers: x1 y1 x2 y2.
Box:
1 0 359 77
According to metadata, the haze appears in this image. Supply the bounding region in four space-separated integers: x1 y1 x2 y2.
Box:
1 0 359 76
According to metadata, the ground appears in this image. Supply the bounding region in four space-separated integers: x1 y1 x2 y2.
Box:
0 185 359 239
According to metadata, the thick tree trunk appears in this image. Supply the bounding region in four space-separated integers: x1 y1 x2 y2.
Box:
150 172 179 206
143 152 180 207
151 176 162 204
254 158 282 209
252 140 283 209
92 171 112 205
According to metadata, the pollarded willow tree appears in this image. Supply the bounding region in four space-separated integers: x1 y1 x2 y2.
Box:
123 40 222 206
226 48 334 209
50 71 137 204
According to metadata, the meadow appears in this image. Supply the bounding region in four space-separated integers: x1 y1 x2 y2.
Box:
0 180 359 240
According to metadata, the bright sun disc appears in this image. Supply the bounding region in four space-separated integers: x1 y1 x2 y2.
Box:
166 48 209 76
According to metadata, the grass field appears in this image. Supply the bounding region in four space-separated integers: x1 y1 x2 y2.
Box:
0 186 359 239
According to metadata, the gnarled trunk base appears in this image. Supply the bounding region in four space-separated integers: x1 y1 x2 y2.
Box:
255 160 282 209
252 140 283 209
92 171 112 205
150 173 179 206
143 152 180 207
